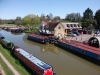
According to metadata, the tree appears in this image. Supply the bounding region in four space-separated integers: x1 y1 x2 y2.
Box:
95 9 100 27
82 8 97 29
49 13 53 20
83 8 93 20
40 14 46 21
46 15 50 21
0 19 2 25
15 16 22 25
65 13 82 22
53 16 60 21
22 14 40 30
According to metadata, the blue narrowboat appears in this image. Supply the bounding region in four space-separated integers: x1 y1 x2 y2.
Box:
54 39 100 61
27 33 49 44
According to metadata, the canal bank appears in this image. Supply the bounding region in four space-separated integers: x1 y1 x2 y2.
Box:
0 45 31 75
0 30 100 75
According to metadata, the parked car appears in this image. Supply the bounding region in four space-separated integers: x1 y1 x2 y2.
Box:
72 31 80 36
67 32 77 37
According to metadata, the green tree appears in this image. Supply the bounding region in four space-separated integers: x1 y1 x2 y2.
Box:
82 8 97 29
15 16 22 25
65 13 82 22
40 14 46 21
22 14 40 30
0 19 2 25
53 16 60 21
95 9 100 28
83 8 93 19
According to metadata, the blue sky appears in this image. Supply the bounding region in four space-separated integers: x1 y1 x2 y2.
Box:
0 0 100 19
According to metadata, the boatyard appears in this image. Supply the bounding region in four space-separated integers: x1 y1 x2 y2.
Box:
0 29 100 75
0 1 100 75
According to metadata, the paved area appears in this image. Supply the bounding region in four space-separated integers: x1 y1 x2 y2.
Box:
0 52 20 75
65 34 100 41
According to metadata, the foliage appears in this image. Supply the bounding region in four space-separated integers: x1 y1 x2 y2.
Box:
83 8 93 19
22 14 40 29
82 8 97 29
15 16 22 25
95 9 100 27
53 16 60 21
0 18 2 24
40 13 46 21
65 13 82 22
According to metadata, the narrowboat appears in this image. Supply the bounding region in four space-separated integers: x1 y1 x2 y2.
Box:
54 38 100 61
48 36 55 44
27 33 49 44
0 33 14 49
10 27 23 33
11 46 56 75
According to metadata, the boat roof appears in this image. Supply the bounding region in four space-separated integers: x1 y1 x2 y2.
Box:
0 33 5 38
2 38 11 43
15 48 52 70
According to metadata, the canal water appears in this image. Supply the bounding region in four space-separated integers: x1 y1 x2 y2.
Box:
0 30 100 75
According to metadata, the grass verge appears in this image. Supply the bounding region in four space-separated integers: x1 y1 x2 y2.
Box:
0 58 14 75
0 45 31 75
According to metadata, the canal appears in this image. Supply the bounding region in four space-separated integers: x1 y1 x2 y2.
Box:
0 30 100 75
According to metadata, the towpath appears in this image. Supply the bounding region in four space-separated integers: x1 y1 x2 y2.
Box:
0 52 20 75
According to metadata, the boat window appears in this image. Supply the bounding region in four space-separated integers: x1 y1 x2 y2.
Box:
82 50 85 54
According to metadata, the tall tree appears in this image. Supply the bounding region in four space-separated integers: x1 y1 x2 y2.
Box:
46 15 50 21
82 8 97 29
83 8 93 20
15 16 22 25
95 9 100 26
0 19 2 25
40 14 46 21
53 16 61 21
49 13 53 20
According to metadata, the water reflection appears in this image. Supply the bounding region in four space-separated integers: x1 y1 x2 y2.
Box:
11 32 23 35
23 34 61 55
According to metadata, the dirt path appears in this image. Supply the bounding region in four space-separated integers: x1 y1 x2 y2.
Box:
0 52 20 75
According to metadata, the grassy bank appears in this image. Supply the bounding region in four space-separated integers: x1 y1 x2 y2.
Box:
0 45 31 75
24 30 39 33
0 58 14 75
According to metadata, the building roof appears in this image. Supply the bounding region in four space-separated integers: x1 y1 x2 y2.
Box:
46 22 59 30
41 21 59 30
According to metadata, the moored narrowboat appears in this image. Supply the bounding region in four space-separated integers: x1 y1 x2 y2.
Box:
54 39 100 61
11 46 56 75
0 33 14 49
27 33 49 44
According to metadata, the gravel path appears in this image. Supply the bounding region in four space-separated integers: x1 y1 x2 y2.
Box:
0 52 20 75
66 34 95 41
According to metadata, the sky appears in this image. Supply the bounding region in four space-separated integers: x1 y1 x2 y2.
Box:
0 0 100 19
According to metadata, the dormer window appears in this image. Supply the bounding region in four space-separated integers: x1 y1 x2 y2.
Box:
74 24 77 27
70 24 73 27
67 24 70 27
78 24 80 27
